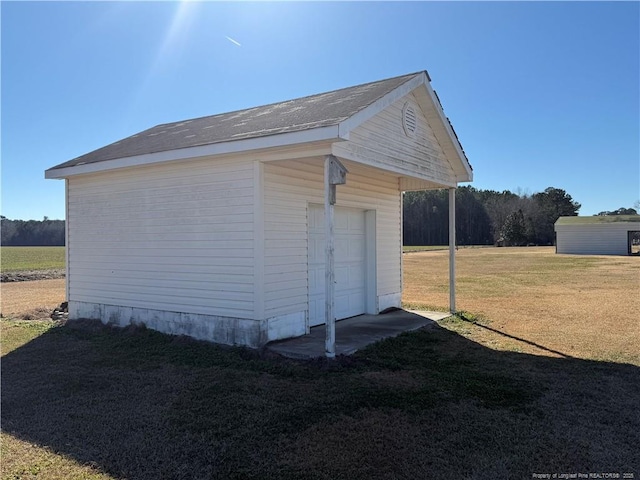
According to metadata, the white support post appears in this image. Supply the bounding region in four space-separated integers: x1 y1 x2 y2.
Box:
65 178 70 302
449 187 456 314
324 157 336 358
323 155 348 358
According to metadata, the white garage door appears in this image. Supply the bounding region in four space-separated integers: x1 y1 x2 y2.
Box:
308 205 366 327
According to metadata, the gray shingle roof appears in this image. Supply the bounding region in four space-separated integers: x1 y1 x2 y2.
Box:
50 72 423 170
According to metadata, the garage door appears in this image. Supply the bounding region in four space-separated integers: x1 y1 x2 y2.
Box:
308 205 366 327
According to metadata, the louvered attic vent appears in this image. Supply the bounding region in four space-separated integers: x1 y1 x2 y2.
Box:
402 102 417 137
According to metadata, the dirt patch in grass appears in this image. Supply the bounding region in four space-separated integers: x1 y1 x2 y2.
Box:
1 320 638 479
14 306 54 321
1 269 65 282
403 247 640 364
1 279 66 318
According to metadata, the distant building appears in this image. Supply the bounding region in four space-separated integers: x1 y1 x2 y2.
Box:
554 216 640 255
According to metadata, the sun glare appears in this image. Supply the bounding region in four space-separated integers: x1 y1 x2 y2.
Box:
154 0 199 70
126 1 200 126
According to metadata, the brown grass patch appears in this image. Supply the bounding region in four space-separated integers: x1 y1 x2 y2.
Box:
1 435 111 480
403 246 640 364
1 279 65 317
15 307 53 321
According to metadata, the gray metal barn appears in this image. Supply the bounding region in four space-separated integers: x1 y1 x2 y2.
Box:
555 216 640 255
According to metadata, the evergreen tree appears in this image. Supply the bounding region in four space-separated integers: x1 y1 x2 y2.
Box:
501 209 527 246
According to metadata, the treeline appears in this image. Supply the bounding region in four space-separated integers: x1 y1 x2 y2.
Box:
403 186 582 246
2 190 635 248
1 217 65 246
595 207 637 216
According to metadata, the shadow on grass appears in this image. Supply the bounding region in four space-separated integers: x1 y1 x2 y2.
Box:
2 319 639 480
456 312 576 359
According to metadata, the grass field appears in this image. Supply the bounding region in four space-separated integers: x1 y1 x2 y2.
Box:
1 247 639 479
1 246 65 272
402 245 449 252
403 246 640 364
402 244 492 253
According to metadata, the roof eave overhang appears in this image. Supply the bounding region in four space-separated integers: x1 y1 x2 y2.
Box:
45 124 344 179
411 82 473 184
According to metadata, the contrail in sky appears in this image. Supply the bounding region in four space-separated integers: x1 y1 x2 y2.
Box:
225 36 242 47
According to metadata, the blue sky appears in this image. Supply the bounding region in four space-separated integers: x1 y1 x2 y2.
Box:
2 1 638 220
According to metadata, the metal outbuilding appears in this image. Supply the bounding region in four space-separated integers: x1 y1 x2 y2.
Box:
555 216 640 255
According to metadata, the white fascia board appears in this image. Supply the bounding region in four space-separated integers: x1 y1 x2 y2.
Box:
45 125 341 179
337 72 428 138
399 177 449 192
417 83 473 182
332 144 457 188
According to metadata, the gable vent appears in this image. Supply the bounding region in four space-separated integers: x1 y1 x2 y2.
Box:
402 102 417 137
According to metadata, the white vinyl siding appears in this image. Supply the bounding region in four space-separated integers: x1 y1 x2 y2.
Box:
556 223 640 255
67 157 255 318
264 158 401 319
333 92 456 186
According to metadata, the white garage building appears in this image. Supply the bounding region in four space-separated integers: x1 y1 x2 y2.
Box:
45 71 472 350
555 216 640 255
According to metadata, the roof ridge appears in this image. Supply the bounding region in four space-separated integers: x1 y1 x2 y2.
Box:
153 71 425 129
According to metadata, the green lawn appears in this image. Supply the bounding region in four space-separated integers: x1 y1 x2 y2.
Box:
1 318 638 479
0 246 65 272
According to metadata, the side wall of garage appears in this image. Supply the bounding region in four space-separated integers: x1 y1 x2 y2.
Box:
66 156 265 347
